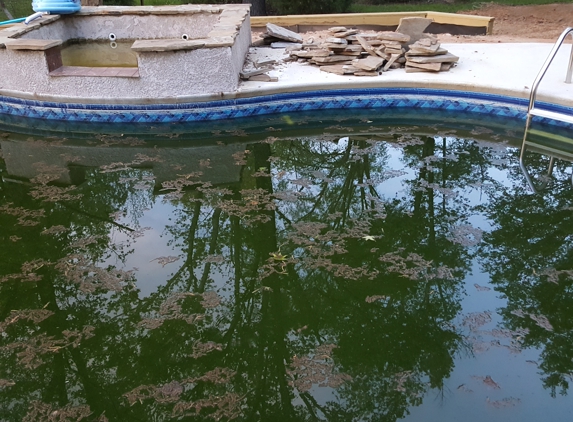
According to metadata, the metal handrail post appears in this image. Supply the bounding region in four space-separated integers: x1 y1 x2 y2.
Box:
566 32 573 83
528 27 573 111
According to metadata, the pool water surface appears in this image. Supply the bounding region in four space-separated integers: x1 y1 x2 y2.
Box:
0 110 572 421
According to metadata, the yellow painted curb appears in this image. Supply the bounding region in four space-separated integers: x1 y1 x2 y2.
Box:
251 11 494 35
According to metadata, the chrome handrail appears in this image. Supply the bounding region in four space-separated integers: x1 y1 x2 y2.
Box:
520 28 573 193
527 27 573 113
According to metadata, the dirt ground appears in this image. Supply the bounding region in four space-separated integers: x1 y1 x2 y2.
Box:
444 3 573 43
254 3 573 44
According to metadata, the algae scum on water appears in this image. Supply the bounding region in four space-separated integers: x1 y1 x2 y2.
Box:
0 111 572 422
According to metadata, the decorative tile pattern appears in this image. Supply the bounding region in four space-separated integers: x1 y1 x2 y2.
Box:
1 88 572 129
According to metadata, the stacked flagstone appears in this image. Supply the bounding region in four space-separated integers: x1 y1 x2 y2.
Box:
404 36 459 73
251 19 459 79
288 28 411 76
287 26 457 76
260 23 304 46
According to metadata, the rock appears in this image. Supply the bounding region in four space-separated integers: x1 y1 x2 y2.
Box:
290 49 330 58
312 60 353 66
374 48 391 60
384 47 405 55
271 42 303 49
383 53 402 71
240 67 271 79
266 23 303 43
322 43 346 50
396 17 433 46
407 52 459 64
328 26 348 33
320 65 355 75
380 40 404 49
355 70 379 76
405 61 441 71
354 55 384 71
325 37 348 45
249 74 278 82
408 41 440 54
313 55 355 64
334 29 359 38
377 31 411 43
406 47 448 56
417 37 438 47
342 44 364 53
355 35 377 57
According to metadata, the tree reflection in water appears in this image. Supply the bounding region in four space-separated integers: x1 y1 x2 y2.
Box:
0 114 572 421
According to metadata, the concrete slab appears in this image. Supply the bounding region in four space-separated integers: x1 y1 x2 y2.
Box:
239 43 573 110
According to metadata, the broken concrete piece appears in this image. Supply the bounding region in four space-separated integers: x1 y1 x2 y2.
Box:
354 55 384 71
396 17 433 46
266 23 303 43
328 26 347 33
255 59 277 67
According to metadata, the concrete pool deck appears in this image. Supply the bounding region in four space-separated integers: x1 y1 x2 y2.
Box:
240 42 573 110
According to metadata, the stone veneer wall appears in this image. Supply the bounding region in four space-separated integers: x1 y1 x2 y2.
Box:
0 5 251 102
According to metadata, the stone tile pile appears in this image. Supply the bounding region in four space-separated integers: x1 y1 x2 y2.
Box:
246 18 459 80
404 37 459 73
288 25 458 76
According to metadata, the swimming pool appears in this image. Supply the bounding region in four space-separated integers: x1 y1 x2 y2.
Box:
1 108 572 421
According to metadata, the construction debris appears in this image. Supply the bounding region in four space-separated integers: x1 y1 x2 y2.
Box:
287 18 458 76
246 17 459 82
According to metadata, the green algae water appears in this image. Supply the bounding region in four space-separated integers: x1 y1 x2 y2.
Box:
60 40 138 68
0 111 572 421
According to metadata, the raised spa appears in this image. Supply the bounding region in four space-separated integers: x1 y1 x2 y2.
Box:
0 5 251 99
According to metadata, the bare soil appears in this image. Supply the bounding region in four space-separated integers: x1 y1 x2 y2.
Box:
444 3 573 43
253 3 573 44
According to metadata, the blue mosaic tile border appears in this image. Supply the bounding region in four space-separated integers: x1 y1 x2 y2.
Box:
1 88 572 128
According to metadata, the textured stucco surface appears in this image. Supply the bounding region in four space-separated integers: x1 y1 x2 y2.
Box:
19 14 219 41
0 5 251 100
0 46 238 98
